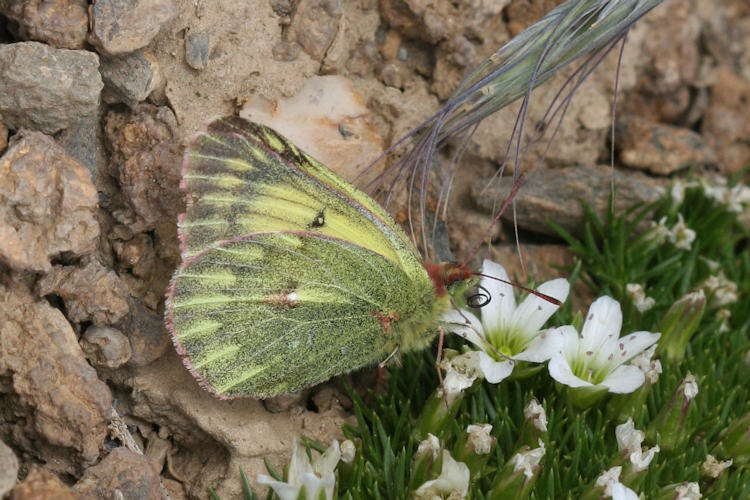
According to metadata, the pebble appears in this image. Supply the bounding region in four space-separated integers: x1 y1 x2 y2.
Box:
0 130 99 273
0 439 18 498
100 52 162 107
0 0 88 49
73 448 162 499
81 325 133 369
617 114 716 175
185 31 210 70
9 466 76 500
0 42 102 134
89 0 176 56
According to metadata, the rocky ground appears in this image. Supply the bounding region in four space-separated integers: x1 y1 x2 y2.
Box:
0 0 748 498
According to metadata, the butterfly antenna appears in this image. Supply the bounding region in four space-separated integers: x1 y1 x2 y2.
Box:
460 172 526 269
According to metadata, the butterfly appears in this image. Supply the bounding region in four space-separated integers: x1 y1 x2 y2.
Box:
165 116 475 399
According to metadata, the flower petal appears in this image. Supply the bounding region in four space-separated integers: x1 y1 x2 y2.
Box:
256 475 301 500
510 278 569 339
600 364 646 393
478 351 514 383
612 482 640 500
443 309 487 349
581 296 623 353
314 440 340 477
548 353 593 388
512 328 564 362
479 259 516 332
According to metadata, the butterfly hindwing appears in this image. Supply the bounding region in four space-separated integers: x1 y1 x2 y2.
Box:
167 231 438 398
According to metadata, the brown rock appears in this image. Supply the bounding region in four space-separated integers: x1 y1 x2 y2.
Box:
10 466 76 500
0 0 89 49
0 130 99 273
0 121 7 154
0 42 102 134
0 283 112 472
37 259 130 325
73 448 162 500
89 0 176 56
379 0 457 44
617 115 716 175
80 325 132 368
161 478 186 500
103 105 182 231
119 298 169 367
471 165 662 238
289 0 342 61
0 438 18 497
702 67 750 175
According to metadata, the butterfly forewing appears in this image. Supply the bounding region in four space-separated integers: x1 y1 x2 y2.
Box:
180 117 425 280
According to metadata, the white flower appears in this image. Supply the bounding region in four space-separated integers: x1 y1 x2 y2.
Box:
683 373 698 400
466 424 495 455
671 180 686 208
615 418 659 472
443 260 569 383
596 467 639 500
414 450 470 499
701 454 732 478
625 283 656 313
523 399 548 432
340 440 356 465
648 216 671 245
630 345 662 384
548 296 661 394
669 214 696 251
415 434 441 460
702 272 738 307
717 308 731 333
675 481 701 500
257 438 340 500
511 440 545 480
726 184 750 212
439 351 497 405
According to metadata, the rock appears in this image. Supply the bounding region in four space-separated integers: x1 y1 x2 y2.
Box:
55 114 105 184
0 283 112 473
288 0 342 61
702 67 750 175
112 232 156 278
263 392 305 413
471 165 662 238
10 466 76 500
0 42 102 134
81 325 132 368
0 121 7 154
100 52 162 107
240 75 384 188
37 259 130 325
380 0 457 44
72 448 162 500
119 298 169 367
161 478 187 500
0 0 89 49
103 105 182 231
617 115 716 175
185 30 210 70
89 0 176 56
0 130 99 273
0 438 18 497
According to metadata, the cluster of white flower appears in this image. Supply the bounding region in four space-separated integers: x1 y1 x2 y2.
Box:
671 178 750 213
442 260 661 398
649 214 696 250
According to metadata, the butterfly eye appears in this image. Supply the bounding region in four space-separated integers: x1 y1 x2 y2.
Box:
466 284 492 308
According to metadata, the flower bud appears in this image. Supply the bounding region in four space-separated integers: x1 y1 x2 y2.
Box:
712 411 750 465
646 373 698 450
657 291 706 363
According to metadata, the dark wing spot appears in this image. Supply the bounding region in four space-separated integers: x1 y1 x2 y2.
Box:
310 209 326 228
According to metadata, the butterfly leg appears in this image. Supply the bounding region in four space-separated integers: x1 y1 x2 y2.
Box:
376 346 400 392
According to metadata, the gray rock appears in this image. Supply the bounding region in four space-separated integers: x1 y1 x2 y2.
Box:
471 165 662 238
0 439 18 497
185 31 210 70
81 325 133 369
56 114 105 183
617 114 716 175
89 0 176 56
0 0 89 49
100 52 161 107
0 42 102 134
